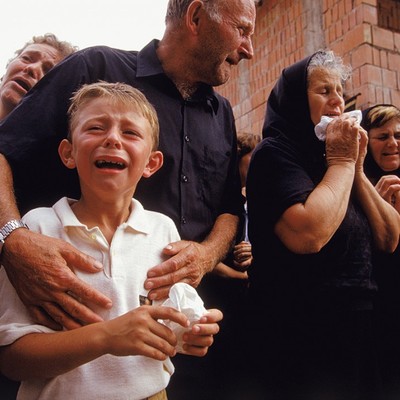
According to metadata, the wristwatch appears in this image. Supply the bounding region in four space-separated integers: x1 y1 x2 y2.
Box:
0 219 29 254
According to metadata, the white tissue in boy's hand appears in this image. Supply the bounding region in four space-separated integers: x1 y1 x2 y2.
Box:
160 282 207 353
314 110 362 141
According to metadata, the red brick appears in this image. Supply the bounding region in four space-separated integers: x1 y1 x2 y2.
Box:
344 0 352 13
331 41 344 55
342 14 350 33
336 20 343 38
388 52 400 74
372 47 380 66
332 3 339 22
375 86 384 104
395 32 400 51
351 44 374 68
391 90 400 108
380 50 388 69
361 4 378 25
382 87 391 104
357 84 377 109
338 0 345 19
349 8 357 27
372 26 395 50
382 68 399 89
356 4 368 25
351 67 362 88
360 64 383 85
342 24 372 53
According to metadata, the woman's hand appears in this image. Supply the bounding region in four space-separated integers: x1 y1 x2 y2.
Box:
325 115 362 167
375 175 400 213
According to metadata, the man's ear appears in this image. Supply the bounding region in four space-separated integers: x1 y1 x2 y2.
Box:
186 0 204 35
58 138 76 169
142 151 164 178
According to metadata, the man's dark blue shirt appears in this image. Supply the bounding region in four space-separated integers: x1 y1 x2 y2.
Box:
0 40 243 242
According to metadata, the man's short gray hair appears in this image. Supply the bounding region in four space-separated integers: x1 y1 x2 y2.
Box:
165 0 223 24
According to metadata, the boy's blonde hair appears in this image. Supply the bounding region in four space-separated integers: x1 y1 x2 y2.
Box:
67 81 160 150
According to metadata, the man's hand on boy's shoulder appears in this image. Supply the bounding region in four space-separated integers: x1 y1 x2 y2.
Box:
2 229 112 330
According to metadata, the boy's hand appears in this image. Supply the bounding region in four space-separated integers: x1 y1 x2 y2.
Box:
103 305 189 360
180 308 223 357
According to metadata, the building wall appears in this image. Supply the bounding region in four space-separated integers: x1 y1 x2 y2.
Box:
218 0 400 135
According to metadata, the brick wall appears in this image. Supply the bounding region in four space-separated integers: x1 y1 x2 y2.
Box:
218 0 400 135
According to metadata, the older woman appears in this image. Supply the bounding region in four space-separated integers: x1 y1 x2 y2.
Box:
244 51 400 399
361 104 400 398
362 104 400 208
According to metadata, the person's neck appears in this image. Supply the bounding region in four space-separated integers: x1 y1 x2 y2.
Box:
71 196 132 244
174 81 199 99
157 35 199 99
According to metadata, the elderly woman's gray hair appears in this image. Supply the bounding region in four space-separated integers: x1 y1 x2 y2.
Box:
307 50 352 85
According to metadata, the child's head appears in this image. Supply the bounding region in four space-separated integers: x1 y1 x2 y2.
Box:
59 81 163 198
67 81 160 150
237 132 261 188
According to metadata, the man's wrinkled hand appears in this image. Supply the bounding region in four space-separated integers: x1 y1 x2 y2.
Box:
144 240 215 301
1 229 112 330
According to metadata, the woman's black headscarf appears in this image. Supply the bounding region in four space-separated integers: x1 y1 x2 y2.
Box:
262 51 326 164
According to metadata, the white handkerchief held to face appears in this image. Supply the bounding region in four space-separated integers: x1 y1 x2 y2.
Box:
160 282 207 353
314 110 362 141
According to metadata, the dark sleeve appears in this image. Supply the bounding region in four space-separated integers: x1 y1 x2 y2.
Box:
247 138 315 229
218 99 245 218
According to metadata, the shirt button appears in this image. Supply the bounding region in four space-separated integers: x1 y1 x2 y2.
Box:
184 135 190 142
91 234 97 240
181 175 189 183
181 217 187 224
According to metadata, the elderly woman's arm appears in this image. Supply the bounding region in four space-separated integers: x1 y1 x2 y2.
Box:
275 117 359 254
275 162 355 254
